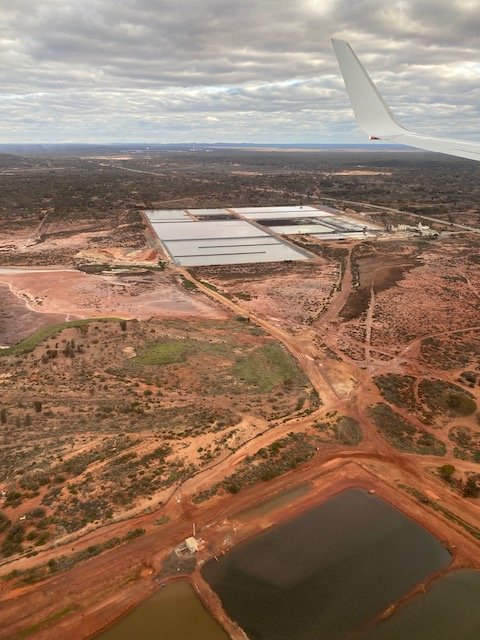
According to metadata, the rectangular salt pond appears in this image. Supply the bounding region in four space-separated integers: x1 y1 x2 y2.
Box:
145 210 191 222
186 208 233 216
201 488 450 640
96 580 229 640
240 211 333 220
170 242 307 266
330 217 379 231
311 231 375 240
148 217 309 266
151 220 266 241
232 206 320 214
270 223 337 235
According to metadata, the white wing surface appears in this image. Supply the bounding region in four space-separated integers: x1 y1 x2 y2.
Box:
332 39 480 162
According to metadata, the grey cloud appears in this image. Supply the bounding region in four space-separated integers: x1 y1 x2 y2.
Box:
0 0 479 142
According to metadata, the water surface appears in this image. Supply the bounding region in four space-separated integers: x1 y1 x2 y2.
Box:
202 488 450 640
234 484 310 521
356 569 480 640
96 579 229 640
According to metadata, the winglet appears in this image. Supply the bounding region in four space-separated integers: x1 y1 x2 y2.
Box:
332 39 404 139
331 39 480 161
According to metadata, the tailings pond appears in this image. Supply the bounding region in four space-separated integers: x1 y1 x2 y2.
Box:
202 488 450 640
233 484 311 522
96 580 229 640
356 569 480 640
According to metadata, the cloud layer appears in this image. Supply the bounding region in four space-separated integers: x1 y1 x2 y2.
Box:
1 0 480 142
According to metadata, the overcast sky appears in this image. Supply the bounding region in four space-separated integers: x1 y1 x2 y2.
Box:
1 0 480 143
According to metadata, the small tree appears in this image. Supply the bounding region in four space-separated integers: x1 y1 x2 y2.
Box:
439 464 456 482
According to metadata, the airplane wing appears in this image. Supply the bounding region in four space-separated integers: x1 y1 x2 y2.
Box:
332 39 480 162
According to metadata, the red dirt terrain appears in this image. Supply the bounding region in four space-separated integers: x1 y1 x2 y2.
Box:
0 268 226 345
0 229 479 640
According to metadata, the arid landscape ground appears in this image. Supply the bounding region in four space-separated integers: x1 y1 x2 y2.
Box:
0 146 479 639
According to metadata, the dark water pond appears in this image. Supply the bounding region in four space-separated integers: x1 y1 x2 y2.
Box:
356 569 480 640
96 580 229 640
202 488 450 640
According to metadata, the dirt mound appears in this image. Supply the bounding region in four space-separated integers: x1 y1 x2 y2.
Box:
75 246 160 266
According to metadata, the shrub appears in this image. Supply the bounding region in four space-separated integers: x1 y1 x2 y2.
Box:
369 404 446 456
0 510 11 533
439 464 456 482
419 379 476 417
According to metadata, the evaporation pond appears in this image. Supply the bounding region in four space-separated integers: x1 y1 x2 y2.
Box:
356 569 480 640
234 484 311 521
201 488 450 640
96 579 229 640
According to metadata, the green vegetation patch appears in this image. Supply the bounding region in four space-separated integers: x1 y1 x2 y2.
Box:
1 522 25 557
436 464 480 498
232 343 307 393
131 337 233 366
2 528 145 588
438 464 457 482
373 374 418 411
13 604 80 639
315 415 362 445
57 435 138 479
449 426 480 464
420 334 480 370
0 510 10 533
369 403 446 456
132 339 193 365
180 275 197 290
0 318 122 356
193 433 316 502
419 379 476 417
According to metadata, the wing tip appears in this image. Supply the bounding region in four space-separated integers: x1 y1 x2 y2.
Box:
331 37 403 139
331 38 480 161
331 38 349 52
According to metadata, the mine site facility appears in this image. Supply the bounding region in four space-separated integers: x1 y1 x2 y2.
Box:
145 205 380 266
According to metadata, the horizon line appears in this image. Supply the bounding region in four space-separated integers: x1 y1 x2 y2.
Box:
0 141 410 148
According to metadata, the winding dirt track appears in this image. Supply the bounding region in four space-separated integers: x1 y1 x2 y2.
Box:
314 245 354 326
